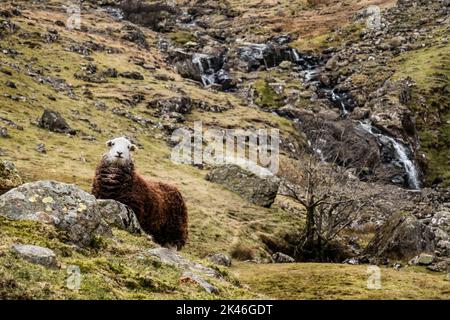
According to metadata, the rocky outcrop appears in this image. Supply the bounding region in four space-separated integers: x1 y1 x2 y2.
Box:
205 164 280 207
0 181 141 246
0 161 22 195
363 212 436 263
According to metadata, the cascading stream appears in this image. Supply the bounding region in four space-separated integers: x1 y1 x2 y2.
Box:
358 121 421 190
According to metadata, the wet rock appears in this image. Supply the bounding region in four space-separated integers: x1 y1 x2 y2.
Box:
0 161 23 195
207 253 232 267
364 212 436 262
11 244 57 268
37 109 76 135
205 164 280 207
272 252 295 263
170 49 234 90
119 71 144 80
237 42 310 71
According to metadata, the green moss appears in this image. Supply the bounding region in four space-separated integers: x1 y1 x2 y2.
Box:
167 31 196 45
253 79 284 110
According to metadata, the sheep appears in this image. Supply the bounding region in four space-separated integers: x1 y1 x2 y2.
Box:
92 137 188 250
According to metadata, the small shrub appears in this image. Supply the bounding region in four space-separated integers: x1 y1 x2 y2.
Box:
230 244 255 261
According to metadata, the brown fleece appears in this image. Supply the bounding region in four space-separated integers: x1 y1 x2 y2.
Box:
92 158 188 249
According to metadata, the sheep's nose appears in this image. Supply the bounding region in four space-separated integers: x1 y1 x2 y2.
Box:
117 151 123 156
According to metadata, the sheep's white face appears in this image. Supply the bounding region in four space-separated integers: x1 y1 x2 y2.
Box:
104 137 136 165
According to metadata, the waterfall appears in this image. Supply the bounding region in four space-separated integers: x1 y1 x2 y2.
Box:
291 49 301 62
330 89 348 116
358 121 421 189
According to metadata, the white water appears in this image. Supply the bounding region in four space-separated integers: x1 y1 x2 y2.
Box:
358 121 420 189
291 49 301 62
192 53 215 86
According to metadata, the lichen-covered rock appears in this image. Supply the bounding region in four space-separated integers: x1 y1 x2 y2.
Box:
363 212 436 262
205 164 280 207
96 199 142 234
0 181 112 246
0 161 23 195
11 244 57 268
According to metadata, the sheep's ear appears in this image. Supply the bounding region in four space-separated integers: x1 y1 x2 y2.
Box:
130 144 137 151
106 140 113 147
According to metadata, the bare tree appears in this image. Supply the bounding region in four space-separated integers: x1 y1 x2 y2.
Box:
279 156 367 261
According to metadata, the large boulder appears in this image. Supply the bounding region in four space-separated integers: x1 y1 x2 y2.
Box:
0 161 23 195
205 164 280 207
0 181 140 246
363 212 436 263
37 109 75 134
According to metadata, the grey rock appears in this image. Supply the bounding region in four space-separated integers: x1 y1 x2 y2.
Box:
36 143 46 154
181 272 219 294
119 71 144 80
0 127 9 138
0 181 143 246
363 212 436 262
12 244 57 268
0 160 23 195
0 181 111 246
272 252 295 263
431 211 450 233
207 253 232 267
147 247 219 278
96 199 142 234
205 165 280 207
38 109 75 135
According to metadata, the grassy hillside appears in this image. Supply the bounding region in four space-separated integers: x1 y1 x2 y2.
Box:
0 0 448 300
